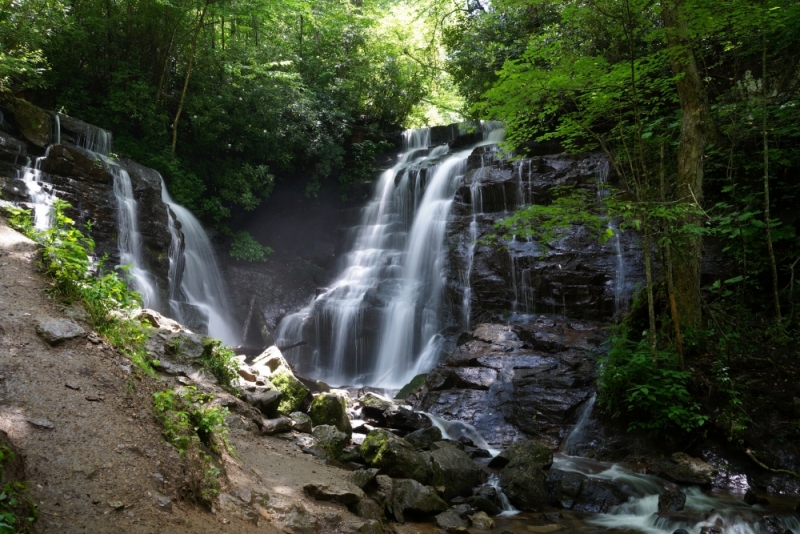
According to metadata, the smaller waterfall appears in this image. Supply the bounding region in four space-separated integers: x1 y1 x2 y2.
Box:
486 474 519 517
423 412 500 457
461 163 486 330
609 223 630 314
161 179 241 346
562 393 596 456
20 148 57 231
596 159 610 200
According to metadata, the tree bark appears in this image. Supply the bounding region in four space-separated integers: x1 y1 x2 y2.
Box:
171 0 209 155
762 42 781 322
662 0 709 328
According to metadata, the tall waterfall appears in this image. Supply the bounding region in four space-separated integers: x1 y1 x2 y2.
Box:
160 178 241 346
276 123 504 388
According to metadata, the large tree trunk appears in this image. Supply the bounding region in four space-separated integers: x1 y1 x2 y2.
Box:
662 0 709 328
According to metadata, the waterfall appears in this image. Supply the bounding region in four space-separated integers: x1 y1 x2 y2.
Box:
20 147 57 231
562 393 596 456
609 222 630 314
160 178 241 346
423 411 500 457
461 163 485 330
106 158 160 310
487 474 519 517
277 123 504 387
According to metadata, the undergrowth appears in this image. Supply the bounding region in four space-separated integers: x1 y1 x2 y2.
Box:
0 446 38 533
200 338 240 392
5 200 153 374
152 387 231 505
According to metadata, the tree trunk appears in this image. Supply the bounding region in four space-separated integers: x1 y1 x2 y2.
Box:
762 42 781 322
171 0 209 155
662 0 709 328
643 217 658 364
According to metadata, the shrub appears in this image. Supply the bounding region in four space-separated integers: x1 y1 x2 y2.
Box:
200 338 240 392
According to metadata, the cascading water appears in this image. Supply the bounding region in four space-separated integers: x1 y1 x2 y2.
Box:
160 178 241 346
20 148 57 231
562 393 596 456
610 222 630 314
461 162 486 330
276 123 503 387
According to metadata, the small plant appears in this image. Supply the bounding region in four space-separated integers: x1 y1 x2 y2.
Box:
152 387 232 506
0 446 38 533
200 338 240 392
229 231 273 262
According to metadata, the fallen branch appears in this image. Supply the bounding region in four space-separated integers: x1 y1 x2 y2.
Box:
277 341 307 352
745 449 800 478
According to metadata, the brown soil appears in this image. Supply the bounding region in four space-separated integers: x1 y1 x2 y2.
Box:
0 216 373 533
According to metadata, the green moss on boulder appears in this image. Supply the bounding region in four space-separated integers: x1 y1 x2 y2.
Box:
394 373 427 400
309 393 352 436
360 429 430 484
270 370 310 415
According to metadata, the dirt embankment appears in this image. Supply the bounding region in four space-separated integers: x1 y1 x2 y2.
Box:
0 216 371 534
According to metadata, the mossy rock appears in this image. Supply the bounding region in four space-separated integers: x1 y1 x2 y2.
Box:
270 370 311 415
3 96 52 148
394 373 427 400
312 425 348 458
309 393 352 436
360 429 430 484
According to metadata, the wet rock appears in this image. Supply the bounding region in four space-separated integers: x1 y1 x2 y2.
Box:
489 439 553 469
350 468 380 490
544 470 629 513
310 393 352 436
1 94 53 147
658 490 686 513
390 478 448 522
304 483 365 506
290 412 312 433
383 406 432 432
699 527 723 534
465 486 501 515
500 463 548 512
404 426 443 450
758 515 792 534
434 507 469 530
464 446 492 459
261 416 293 435
469 511 495 530
510 373 592 437
35 317 84 345
744 489 769 506
360 430 430 484
367 474 394 509
654 452 717 485
312 425 349 458
395 373 427 400
428 441 483 500
672 530 690 534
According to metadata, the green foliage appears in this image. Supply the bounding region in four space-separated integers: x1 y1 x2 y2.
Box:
0 446 38 533
491 187 609 247
229 231 273 263
152 386 231 504
7 201 153 373
598 327 708 435
339 140 393 185
200 338 240 391
270 370 310 415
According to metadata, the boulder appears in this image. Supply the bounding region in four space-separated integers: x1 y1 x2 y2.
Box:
658 490 686 513
654 452 717 485
383 406 432 432
390 478 447 522
469 511 495 530
261 416 293 435
465 486 501 516
359 392 394 419
434 507 469 530
35 317 84 345
304 483 364 506
428 441 483 501
545 470 629 513
489 439 553 469
744 489 769 506
395 373 427 400
404 426 443 450
270 370 311 415
289 412 312 433
350 498 384 521
360 430 430 484
350 468 379 490
310 393 352 436
312 425 349 458
242 385 282 414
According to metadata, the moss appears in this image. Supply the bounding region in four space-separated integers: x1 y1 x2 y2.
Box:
309 393 350 434
270 370 310 415
360 429 391 465
9 97 52 148
394 373 427 400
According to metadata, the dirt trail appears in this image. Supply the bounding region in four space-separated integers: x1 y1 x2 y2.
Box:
0 216 371 533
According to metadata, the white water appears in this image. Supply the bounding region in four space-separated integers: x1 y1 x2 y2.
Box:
487 474 520 517
423 411 501 457
160 179 241 345
20 147 57 231
276 123 503 387
562 393 596 456
610 222 630 314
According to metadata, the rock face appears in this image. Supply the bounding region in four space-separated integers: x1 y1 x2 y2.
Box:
415 319 600 449
654 453 717 485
